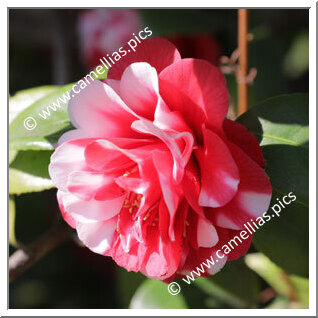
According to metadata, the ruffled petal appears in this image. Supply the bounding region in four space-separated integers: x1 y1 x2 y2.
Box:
159 58 228 138
141 225 182 280
197 217 219 248
152 150 183 241
178 227 229 277
131 119 194 182
107 37 181 80
181 159 206 219
76 217 117 255
209 142 272 230
49 138 94 192
154 97 192 134
120 62 159 119
61 192 125 223
67 171 123 201
57 190 76 228
68 79 137 138
196 128 240 208
223 119 265 168
226 229 253 261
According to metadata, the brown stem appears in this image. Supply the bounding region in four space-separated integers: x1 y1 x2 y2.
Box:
9 222 72 283
237 9 249 115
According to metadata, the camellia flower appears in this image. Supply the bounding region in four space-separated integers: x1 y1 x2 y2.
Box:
49 37 272 281
77 9 141 69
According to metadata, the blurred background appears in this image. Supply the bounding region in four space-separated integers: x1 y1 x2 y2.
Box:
9 8 309 309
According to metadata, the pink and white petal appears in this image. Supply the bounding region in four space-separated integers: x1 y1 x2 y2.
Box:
179 226 229 277
57 129 92 146
120 62 159 119
116 207 140 253
104 79 120 95
76 217 117 255
178 246 227 277
204 249 228 276
57 190 76 228
49 138 93 192
115 176 149 194
84 140 133 172
131 119 193 182
133 156 162 221
141 226 182 280
195 128 240 208
67 171 123 201
158 198 171 243
210 142 272 230
152 150 182 241
107 37 181 80
159 58 228 136
181 159 206 219
111 234 147 272
61 192 125 223
223 119 265 168
172 131 195 168
154 97 192 134
84 138 158 172
68 79 137 138
197 217 219 248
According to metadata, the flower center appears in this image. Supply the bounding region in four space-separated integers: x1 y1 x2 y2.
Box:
123 192 142 213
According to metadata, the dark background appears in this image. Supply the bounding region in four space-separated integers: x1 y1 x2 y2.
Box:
9 8 309 309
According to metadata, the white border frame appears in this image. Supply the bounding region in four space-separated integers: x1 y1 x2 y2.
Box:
2 1 316 316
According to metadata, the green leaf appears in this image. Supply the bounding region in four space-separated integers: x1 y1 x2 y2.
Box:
237 94 309 148
9 84 74 151
92 64 109 80
9 126 73 151
289 275 309 307
9 86 58 123
129 279 188 309
9 196 18 246
9 150 54 194
237 94 309 277
245 253 309 307
195 258 260 308
9 150 18 165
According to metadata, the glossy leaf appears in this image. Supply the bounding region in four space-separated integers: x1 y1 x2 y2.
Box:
237 94 309 147
9 84 74 151
9 151 53 194
129 279 188 309
9 86 58 123
237 94 309 277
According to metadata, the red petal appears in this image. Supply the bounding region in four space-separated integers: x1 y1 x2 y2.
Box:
223 119 265 168
159 58 228 138
226 229 253 261
108 37 181 80
209 142 272 230
196 128 240 208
